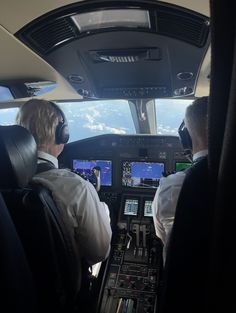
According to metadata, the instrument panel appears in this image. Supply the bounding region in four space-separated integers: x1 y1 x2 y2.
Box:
59 134 190 313
60 134 190 191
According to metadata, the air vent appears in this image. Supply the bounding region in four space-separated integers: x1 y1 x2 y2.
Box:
177 72 193 80
24 18 78 54
89 48 161 63
68 75 84 83
156 7 209 47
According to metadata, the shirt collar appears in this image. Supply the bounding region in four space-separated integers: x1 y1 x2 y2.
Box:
192 149 208 162
38 151 58 168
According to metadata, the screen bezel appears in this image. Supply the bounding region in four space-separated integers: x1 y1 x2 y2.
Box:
72 159 113 187
121 160 165 189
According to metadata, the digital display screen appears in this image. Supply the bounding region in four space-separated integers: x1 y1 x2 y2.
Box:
124 199 139 216
72 159 112 186
144 200 153 217
175 162 191 172
122 161 164 188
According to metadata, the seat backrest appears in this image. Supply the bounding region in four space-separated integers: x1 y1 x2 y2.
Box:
0 125 81 312
160 157 211 313
3 186 81 312
0 192 37 313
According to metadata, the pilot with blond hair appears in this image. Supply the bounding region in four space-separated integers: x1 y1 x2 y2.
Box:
16 99 112 265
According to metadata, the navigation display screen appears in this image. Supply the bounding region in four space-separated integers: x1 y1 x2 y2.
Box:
72 159 112 186
175 162 191 172
124 199 139 216
122 161 164 188
144 200 153 217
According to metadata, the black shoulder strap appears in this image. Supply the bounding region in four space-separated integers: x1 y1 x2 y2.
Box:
36 162 55 174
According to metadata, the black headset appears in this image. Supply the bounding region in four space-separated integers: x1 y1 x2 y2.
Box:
178 120 192 159
49 101 70 144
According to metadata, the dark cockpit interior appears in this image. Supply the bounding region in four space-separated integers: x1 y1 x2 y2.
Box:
1 1 222 313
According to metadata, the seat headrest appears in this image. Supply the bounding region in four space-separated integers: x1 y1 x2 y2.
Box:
0 125 37 189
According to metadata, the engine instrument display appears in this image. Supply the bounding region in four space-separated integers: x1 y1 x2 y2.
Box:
124 199 139 216
144 200 153 217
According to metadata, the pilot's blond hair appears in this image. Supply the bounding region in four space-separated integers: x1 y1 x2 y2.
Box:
184 96 208 147
16 99 62 150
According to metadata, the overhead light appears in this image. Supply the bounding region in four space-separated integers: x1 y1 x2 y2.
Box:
72 9 150 32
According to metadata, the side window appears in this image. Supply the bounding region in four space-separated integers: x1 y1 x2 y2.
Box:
0 86 14 101
0 107 19 125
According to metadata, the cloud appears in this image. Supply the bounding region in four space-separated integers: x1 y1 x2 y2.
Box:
87 107 101 118
158 124 178 135
85 114 95 124
84 122 126 134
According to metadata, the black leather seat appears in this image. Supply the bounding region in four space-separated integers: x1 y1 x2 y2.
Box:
0 191 37 313
0 125 81 313
160 157 211 313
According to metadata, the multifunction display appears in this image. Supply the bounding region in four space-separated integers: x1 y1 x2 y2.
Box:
122 161 164 188
175 162 191 172
72 159 112 186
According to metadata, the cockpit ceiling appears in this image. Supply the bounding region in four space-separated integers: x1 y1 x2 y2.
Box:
0 0 210 102
14 1 210 100
0 0 209 34
44 30 209 99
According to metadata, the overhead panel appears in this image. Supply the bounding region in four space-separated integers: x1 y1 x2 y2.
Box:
15 1 210 99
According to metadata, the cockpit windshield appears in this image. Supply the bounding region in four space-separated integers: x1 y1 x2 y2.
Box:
57 98 192 141
0 98 192 142
57 100 136 142
155 99 192 135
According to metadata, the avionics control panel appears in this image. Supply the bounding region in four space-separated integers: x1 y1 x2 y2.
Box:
60 134 191 192
100 194 162 313
59 134 190 313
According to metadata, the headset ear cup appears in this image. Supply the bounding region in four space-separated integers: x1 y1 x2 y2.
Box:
55 122 69 144
49 101 70 144
178 120 192 150
60 124 70 143
184 128 192 150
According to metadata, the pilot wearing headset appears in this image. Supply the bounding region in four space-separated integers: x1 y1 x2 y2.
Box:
16 99 112 265
152 96 208 264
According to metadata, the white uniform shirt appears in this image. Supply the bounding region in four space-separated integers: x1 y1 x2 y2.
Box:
33 151 112 265
152 150 208 263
